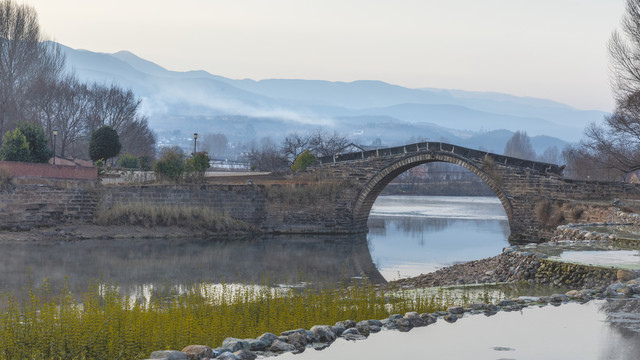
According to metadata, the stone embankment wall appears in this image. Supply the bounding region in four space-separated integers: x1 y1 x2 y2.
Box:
534 260 618 288
0 177 356 234
99 181 357 234
0 178 98 230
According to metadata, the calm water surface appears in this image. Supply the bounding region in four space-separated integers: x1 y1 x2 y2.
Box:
277 299 640 360
368 195 510 280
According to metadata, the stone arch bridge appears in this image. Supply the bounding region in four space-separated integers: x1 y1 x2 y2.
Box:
302 141 640 243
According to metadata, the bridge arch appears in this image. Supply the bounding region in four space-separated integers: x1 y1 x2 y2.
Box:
352 152 514 231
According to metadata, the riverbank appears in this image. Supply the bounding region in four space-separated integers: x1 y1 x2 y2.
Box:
0 224 257 242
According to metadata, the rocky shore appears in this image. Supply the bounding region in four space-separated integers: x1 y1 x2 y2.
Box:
389 252 540 288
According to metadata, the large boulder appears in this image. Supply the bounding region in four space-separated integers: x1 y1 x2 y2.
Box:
181 345 214 360
618 269 635 282
310 325 336 343
335 320 356 329
330 323 346 336
256 332 278 346
270 340 297 353
355 320 371 336
217 352 241 360
286 332 308 352
245 339 267 351
341 327 366 341
233 349 257 360
280 328 307 336
222 338 250 352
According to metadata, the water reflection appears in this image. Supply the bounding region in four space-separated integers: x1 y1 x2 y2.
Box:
0 234 384 297
278 300 640 360
368 196 510 280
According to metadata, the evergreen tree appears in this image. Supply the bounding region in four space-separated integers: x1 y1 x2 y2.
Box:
0 128 30 162
17 122 52 163
88 126 121 162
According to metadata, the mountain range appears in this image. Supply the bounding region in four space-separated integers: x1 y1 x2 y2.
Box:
59 43 609 155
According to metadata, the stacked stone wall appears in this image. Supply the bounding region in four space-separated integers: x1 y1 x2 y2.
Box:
100 182 359 234
0 178 98 230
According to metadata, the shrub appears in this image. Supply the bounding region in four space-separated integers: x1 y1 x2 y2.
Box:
534 199 565 228
138 155 152 171
0 128 30 162
89 126 121 162
185 151 209 182
16 122 52 163
291 150 317 172
154 148 185 182
118 153 139 169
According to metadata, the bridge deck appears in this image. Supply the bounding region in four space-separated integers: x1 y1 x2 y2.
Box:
317 141 564 176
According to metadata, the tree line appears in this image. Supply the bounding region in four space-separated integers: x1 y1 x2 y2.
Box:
0 0 154 164
562 0 640 181
244 129 350 171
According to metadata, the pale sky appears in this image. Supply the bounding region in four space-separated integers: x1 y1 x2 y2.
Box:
22 0 626 111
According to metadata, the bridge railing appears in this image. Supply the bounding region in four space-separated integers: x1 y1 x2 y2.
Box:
317 141 564 175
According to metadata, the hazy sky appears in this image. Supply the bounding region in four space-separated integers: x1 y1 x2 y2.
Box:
23 0 625 111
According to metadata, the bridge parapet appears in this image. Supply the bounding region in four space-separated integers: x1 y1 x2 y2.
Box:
317 141 564 176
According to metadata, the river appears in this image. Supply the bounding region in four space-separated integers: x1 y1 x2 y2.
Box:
1 195 638 359
368 195 509 280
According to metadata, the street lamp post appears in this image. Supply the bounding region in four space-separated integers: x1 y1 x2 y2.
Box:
53 130 58 165
193 133 198 154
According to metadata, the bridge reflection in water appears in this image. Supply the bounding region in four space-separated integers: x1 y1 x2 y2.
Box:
0 235 384 297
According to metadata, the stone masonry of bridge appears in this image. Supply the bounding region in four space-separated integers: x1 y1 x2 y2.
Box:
310 142 640 242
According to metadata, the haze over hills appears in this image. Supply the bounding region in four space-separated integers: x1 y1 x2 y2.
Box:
59 43 609 155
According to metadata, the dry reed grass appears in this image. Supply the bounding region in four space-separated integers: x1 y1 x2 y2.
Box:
94 203 253 232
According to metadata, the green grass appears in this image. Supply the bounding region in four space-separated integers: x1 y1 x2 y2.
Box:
0 280 484 360
94 203 254 232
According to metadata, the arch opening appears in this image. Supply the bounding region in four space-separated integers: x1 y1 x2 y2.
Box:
361 154 513 280
354 153 513 230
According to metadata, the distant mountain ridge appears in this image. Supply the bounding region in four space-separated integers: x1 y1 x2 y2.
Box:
58 43 608 155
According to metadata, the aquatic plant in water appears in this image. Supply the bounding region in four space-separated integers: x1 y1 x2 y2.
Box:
0 279 495 360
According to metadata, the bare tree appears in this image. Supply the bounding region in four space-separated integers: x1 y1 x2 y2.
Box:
0 0 64 136
504 131 536 161
79 82 154 159
610 0 640 102
244 137 288 172
52 75 90 158
281 132 312 164
86 83 141 134
539 146 560 164
117 114 156 159
562 144 623 181
578 0 640 175
308 129 350 157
